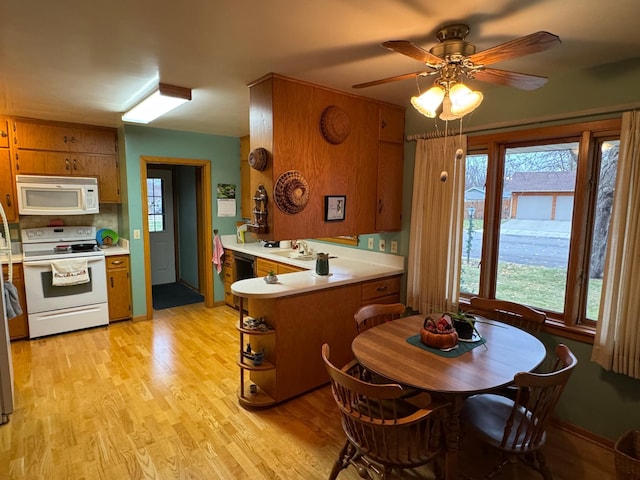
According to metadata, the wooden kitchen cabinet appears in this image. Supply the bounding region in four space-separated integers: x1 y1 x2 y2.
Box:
376 105 405 232
12 119 116 154
361 275 401 305
0 145 18 223
12 118 121 203
248 74 404 240
376 141 404 231
105 255 131 322
256 257 305 277
2 263 28 340
223 250 236 308
276 263 305 274
379 104 405 143
13 150 121 203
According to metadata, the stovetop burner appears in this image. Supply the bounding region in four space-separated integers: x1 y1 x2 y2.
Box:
21 226 104 261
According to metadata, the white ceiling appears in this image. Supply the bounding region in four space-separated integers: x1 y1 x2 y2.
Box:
2 0 639 138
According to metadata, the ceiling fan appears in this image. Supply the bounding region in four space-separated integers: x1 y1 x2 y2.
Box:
353 24 561 92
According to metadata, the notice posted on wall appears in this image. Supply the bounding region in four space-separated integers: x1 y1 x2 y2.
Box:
217 183 236 217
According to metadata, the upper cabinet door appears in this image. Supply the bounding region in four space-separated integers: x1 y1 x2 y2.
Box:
13 120 116 154
376 141 403 232
0 149 18 222
379 105 405 143
0 117 10 149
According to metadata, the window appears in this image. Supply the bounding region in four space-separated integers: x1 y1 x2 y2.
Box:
461 119 621 332
147 177 165 232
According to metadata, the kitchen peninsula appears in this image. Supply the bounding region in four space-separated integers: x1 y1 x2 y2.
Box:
221 235 404 407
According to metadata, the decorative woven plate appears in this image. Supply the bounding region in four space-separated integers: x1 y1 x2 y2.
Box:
274 170 310 214
248 147 268 171
320 105 350 144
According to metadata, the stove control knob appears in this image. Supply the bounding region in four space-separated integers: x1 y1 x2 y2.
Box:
36 230 43 237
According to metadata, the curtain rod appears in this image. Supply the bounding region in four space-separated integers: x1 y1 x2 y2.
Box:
405 102 640 142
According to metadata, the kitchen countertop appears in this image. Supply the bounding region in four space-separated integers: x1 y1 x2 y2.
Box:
222 235 404 299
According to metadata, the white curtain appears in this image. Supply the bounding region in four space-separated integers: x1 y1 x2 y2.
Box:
591 111 640 379
406 136 466 314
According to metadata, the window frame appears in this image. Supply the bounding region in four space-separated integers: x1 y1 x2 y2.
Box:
463 118 621 342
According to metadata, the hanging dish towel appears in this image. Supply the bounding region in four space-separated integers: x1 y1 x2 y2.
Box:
3 281 22 319
51 258 90 286
212 234 225 274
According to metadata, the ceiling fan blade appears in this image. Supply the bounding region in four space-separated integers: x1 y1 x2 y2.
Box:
381 40 445 66
469 31 560 66
472 68 549 90
352 71 429 89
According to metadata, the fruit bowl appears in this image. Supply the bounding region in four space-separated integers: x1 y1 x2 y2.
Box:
420 314 459 349
420 329 458 349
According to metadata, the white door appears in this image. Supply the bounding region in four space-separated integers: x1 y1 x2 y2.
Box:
148 169 176 285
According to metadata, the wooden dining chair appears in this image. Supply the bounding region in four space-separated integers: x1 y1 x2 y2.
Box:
461 344 577 480
322 343 450 480
354 303 406 334
468 297 546 335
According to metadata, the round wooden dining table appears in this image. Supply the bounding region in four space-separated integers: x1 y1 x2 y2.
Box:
351 314 547 480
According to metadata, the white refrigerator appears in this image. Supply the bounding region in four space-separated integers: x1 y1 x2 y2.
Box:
0 203 15 425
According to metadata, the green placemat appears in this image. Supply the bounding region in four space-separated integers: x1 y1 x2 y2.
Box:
406 334 487 358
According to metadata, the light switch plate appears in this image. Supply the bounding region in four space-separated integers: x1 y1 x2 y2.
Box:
368 238 374 249
390 240 398 253
133 229 141 239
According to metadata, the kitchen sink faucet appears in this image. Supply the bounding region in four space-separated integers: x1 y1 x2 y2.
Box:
298 240 310 255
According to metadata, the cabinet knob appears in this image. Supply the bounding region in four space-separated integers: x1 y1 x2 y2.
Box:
63 135 76 143
376 285 388 292
381 120 387 129
0 130 7 138
378 199 383 213
110 277 114 288
73 158 77 170
65 158 70 170
5 194 11 207
111 260 123 265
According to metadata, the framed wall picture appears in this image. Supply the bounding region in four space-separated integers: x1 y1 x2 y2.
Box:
325 195 346 221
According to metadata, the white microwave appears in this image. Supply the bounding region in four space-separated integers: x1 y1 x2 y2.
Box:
16 175 100 215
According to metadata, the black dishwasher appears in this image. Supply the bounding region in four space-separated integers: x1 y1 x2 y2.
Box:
234 251 256 281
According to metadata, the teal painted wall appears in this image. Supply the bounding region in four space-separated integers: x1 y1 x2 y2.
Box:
400 58 640 442
121 125 241 318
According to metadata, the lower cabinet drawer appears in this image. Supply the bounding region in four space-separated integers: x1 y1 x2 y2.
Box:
361 276 401 303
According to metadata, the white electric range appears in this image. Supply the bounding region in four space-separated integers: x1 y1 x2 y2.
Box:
21 226 109 338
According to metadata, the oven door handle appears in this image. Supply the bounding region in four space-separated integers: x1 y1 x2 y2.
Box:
23 257 105 267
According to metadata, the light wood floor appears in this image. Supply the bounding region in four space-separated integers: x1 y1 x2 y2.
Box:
1 303 616 479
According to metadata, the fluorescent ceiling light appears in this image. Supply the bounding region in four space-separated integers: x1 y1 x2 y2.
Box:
122 83 192 123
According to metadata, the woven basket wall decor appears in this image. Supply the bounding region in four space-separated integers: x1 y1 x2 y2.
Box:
273 170 310 214
320 105 350 144
248 147 268 171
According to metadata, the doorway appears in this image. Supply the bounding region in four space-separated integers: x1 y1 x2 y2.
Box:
140 156 213 319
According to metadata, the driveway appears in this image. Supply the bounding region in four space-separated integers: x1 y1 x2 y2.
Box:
499 219 571 239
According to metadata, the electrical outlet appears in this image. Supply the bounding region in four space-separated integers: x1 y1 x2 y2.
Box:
133 229 141 239
368 238 374 249
390 240 398 254
378 239 386 252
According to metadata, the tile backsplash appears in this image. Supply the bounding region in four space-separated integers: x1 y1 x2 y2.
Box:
14 204 120 250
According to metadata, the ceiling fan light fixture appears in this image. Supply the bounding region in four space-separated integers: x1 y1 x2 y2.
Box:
122 83 192 124
439 96 463 121
411 85 445 118
449 83 483 116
